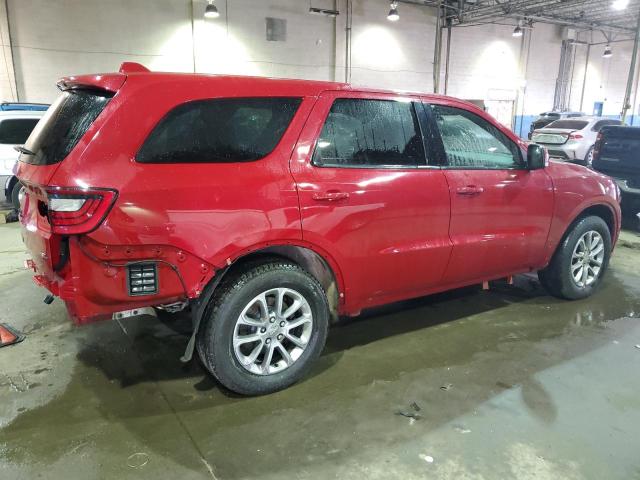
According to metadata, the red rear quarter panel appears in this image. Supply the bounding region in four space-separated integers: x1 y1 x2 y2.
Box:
543 160 621 264
45 75 347 269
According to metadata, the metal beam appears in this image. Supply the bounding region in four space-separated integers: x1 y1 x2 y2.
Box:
622 8 640 122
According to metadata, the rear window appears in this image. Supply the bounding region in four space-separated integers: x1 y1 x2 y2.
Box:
546 120 588 130
540 112 560 118
137 97 301 164
0 118 40 144
22 90 112 166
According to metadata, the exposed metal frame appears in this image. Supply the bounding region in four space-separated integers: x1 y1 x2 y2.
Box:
398 0 640 36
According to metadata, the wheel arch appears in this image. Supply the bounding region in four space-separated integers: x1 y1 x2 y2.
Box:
573 203 616 239
226 244 343 322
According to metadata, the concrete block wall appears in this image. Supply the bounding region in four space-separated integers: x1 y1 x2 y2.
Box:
0 0 639 134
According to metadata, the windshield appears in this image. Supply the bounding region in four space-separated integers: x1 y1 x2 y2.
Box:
22 90 112 166
546 120 588 130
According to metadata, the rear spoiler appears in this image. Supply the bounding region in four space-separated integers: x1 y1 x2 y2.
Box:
56 62 150 94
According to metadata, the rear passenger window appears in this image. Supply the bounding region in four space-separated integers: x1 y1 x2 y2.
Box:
431 105 522 169
312 99 425 168
137 97 301 163
0 119 40 144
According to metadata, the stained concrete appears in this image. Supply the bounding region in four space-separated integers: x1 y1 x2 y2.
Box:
1 221 640 480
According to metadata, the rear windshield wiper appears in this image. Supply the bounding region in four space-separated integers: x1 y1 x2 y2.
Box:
14 146 36 155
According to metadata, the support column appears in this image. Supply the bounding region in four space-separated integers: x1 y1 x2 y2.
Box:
433 0 443 94
621 9 640 122
0 0 18 102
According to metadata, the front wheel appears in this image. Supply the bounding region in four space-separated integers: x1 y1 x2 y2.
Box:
538 216 611 300
197 260 329 395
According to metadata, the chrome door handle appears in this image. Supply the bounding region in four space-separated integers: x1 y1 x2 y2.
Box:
456 186 484 196
312 191 350 202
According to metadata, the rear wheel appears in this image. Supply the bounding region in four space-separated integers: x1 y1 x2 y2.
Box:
9 181 22 210
538 216 611 300
585 145 595 167
197 260 329 395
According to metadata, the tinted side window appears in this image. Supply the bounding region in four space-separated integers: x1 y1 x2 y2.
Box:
312 99 425 168
137 98 301 164
593 120 622 132
431 105 522 169
0 119 40 144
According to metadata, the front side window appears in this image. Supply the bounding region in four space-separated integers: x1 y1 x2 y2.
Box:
0 119 40 144
312 98 426 168
431 105 522 169
137 97 301 163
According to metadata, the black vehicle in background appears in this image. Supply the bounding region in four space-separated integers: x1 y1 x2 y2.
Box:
592 125 640 217
529 111 585 139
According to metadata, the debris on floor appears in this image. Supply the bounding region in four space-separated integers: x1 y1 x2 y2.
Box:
440 383 453 391
395 401 422 420
453 425 472 434
127 452 150 468
419 454 435 464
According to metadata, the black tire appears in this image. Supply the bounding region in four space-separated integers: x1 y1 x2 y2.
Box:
585 145 595 167
538 215 611 300
197 260 329 396
10 181 22 211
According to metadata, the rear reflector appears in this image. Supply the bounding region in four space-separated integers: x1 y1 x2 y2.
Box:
46 187 117 235
127 263 158 296
569 133 584 140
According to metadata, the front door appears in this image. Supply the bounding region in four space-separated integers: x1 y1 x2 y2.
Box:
290 92 452 312
427 102 554 285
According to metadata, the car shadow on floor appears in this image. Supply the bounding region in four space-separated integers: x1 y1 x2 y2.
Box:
74 274 560 394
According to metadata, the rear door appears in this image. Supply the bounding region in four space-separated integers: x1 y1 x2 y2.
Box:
290 91 452 311
427 102 554 284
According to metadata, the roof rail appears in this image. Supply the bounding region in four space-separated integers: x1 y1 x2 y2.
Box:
0 102 49 111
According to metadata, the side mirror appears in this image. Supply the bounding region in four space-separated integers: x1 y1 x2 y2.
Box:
527 144 547 170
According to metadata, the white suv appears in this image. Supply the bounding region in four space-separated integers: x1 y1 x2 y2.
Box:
0 106 46 208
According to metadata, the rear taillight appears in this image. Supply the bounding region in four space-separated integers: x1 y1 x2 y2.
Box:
569 133 583 140
46 187 117 235
593 132 603 159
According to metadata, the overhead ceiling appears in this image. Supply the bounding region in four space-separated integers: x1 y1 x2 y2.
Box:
401 0 640 36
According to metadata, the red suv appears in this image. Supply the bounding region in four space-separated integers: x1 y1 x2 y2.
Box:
17 63 621 395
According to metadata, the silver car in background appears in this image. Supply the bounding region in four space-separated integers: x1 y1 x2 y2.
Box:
531 117 623 166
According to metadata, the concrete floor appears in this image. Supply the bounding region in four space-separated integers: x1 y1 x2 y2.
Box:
1 221 640 480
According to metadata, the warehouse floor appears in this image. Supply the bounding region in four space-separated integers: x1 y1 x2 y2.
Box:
1 221 640 480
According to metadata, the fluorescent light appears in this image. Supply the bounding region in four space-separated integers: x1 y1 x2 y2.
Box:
612 0 629 10
387 2 399 21
204 2 219 18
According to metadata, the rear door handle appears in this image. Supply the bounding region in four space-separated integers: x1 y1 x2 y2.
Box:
456 185 484 196
312 191 350 202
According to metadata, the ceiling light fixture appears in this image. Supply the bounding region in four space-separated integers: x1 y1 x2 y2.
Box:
204 1 220 19
387 2 399 21
612 0 630 10
512 25 523 37
603 45 613 58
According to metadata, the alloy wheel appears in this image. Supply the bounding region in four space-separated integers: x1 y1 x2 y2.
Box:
233 288 313 375
571 230 605 288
